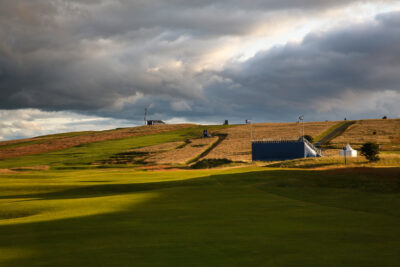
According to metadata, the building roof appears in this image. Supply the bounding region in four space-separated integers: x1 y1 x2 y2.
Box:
343 144 355 151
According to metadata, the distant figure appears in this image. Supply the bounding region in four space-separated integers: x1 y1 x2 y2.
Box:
223 120 229 125
203 129 211 138
344 118 347 121
245 119 251 124
382 116 387 119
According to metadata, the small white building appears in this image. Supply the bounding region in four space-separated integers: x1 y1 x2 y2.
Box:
339 144 357 157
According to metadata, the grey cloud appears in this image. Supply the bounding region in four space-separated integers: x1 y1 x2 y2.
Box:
69 0 399 38
0 109 133 140
0 0 399 126
206 11 400 121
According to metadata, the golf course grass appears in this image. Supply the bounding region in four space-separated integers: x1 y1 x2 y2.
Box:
1 166 400 266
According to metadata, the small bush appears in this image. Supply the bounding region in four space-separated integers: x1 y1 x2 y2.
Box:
191 158 232 169
361 142 380 162
302 135 314 143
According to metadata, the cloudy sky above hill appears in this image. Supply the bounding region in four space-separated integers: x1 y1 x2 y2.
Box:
1 0 400 139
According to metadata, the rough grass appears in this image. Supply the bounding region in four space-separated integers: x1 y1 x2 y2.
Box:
266 153 400 168
190 158 233 169
146 137 219 165
206 121 339 161
133 141 185 153
186 134 226 164
0 167 400 266
0 125 229 170
0 131 97 151
0 124 195 159
330 118 400 149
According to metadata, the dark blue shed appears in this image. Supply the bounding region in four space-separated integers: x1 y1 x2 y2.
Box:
252 140 320 161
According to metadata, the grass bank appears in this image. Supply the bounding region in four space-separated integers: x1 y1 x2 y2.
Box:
267 153 400 168
0 166 400 266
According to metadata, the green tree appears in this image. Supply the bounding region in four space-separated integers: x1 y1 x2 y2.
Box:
302 135 314 143
360 142 380 162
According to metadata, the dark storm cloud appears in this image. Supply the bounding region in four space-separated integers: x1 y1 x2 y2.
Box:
0 0 399 124
207 10 400 121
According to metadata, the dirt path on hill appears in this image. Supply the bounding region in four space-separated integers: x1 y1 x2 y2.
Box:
187 134 228 163
317 121 355 145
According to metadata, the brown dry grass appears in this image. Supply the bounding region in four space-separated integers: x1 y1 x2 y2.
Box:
0 124 194 159
330 119 400 149
0 169 16 173
133 141 185 153
267 153 400 169
146 137 218 164
205 121 338 161
320 149 341 157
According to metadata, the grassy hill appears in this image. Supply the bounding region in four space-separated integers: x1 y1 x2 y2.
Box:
0 119 399 266
0 124 195 159
329 118 400 150
0 125 231 170
0 119 399 170
1 167 400 266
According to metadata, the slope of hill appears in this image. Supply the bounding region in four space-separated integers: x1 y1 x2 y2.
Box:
0 124 194 160
1 120 399 266
0 119 399 170
329 119 400 150
0 125 230 170
205 121 339 161
314 121 355 145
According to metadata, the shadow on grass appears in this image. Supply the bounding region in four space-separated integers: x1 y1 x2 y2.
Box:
265 157 372 169
0 178 215 201
266 161 338 169
1 167 400 201
1 167 400 266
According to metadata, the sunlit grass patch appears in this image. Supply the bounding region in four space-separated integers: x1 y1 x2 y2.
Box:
0 192 158 225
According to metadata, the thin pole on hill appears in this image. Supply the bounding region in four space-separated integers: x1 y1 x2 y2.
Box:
299 115 305 158
299 115 304 138
250 120 253 141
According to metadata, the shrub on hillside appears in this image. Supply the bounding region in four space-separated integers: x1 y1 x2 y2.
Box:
302 135 314 143
361 142 380 162
191 158 232 169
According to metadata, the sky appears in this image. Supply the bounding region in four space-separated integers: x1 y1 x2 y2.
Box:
1 0 400 140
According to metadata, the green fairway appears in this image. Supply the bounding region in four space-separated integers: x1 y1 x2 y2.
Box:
1 167 400 266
